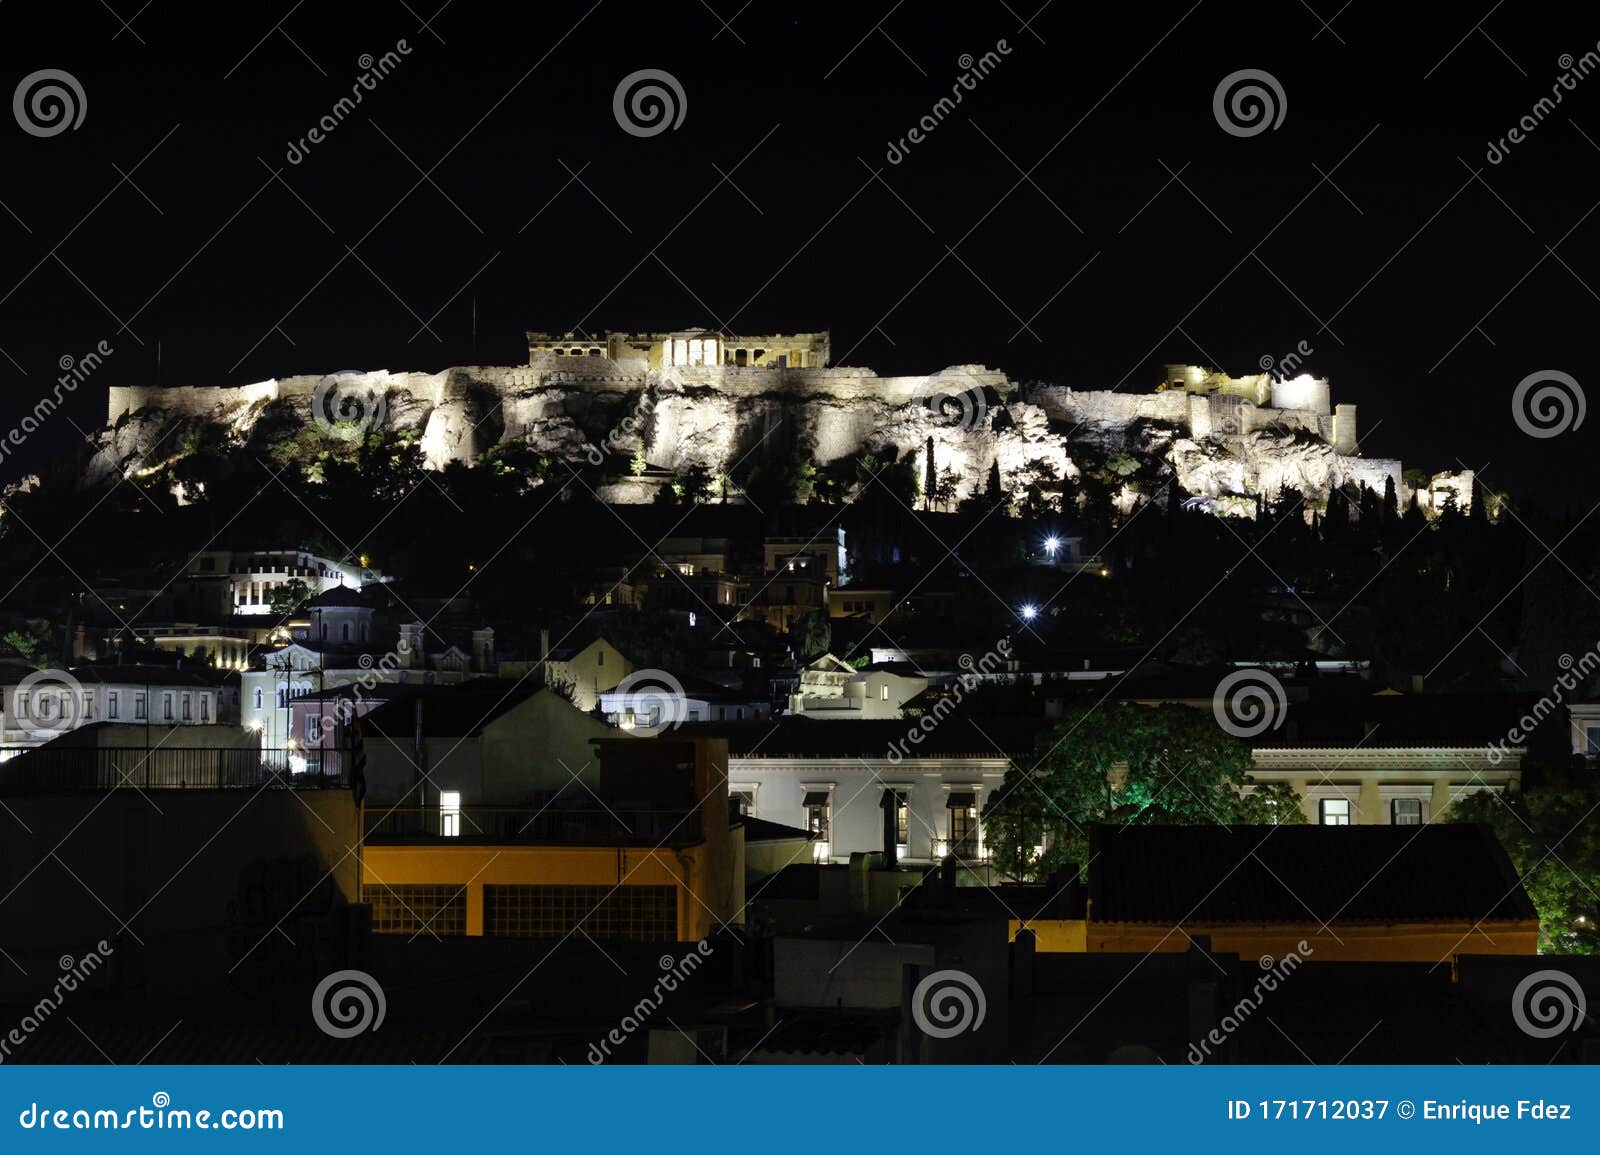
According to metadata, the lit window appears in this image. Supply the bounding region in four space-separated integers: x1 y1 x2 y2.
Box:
306 715 322 744
1320 798 1351 826
803 790 831 842
880 684 889 701
439 791 461 837
1391 798 1423 826
947 791 979 857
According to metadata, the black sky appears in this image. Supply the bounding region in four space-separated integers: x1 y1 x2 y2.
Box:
1 1 1596 504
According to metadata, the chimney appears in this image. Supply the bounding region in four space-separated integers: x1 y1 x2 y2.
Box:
471 627 495 674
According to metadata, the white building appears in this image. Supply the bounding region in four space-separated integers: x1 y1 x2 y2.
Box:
0 665 231 761
787 654 927 719
179 547 381 619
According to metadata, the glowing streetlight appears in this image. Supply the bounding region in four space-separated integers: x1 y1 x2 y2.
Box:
1020 603 1038 621
1044 535 1060 557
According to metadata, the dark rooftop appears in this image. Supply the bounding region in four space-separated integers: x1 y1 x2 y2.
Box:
675 715 1047 759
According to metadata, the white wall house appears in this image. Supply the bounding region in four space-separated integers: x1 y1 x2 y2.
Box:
0 666 226 761
181 547 381 618
788 654 927 719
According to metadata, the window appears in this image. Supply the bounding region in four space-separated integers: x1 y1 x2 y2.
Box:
181 693 192 721
306 715 322 744
880 684 889 701
948 791 979 857
1588 725 1600 755
364 884 466 936
889 790 909 848
1320 798 1351 826
276 687 287 709
108 691 119 720
253 688 263 709
1391 798 1423 826
439 791 461 837
596 648 603 667
83 693 93 720
200 696 210 722
162 693 174 722
341 623 351 642
134 693 146 721
803 790 831 842
483 885 676 941
731 789 755 817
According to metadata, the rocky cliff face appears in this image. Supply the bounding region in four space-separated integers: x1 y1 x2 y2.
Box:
88 362 1429 513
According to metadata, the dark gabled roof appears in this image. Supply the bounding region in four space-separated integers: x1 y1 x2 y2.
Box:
1253 692 1546 748
304 585 379 609
676 716 1047 759
67 664 233 687
360 680 537 739
740 815 813 843
1088 823 1537 925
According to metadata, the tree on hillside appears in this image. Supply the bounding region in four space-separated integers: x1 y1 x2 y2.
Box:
1455 772 1600 954
982 701 1305 881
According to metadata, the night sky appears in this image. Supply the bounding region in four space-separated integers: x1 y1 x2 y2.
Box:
1 2 1595 504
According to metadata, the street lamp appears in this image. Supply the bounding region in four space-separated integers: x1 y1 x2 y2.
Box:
1020 603 1038 621
1043 535 1060 558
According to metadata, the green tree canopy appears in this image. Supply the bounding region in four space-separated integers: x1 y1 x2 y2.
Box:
1455 771 1600 954
983 701 1304 881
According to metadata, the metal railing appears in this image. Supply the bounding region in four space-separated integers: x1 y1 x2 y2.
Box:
0 747 347 794
363 806 703 845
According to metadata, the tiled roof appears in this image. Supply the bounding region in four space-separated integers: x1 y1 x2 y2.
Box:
1088 823 1537 925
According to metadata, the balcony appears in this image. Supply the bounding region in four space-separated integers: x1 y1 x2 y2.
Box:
362 805 703 847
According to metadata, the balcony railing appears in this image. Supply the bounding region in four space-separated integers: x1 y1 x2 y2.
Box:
363 806 703 846
0 747 346 795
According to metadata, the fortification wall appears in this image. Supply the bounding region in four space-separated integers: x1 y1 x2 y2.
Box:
1027 386 1191 428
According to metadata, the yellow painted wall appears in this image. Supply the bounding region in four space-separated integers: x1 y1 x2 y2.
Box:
362 842 724 941
1009 919 1087 952
1085 920 1541 962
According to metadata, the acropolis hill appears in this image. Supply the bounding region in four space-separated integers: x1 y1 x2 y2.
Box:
95 327 1471 515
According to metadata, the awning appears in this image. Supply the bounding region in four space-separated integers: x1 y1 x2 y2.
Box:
946 791 976 808
802 790 830 808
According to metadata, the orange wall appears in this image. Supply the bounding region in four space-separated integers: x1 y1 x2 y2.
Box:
362 843 724 941
1085 920 1541 962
